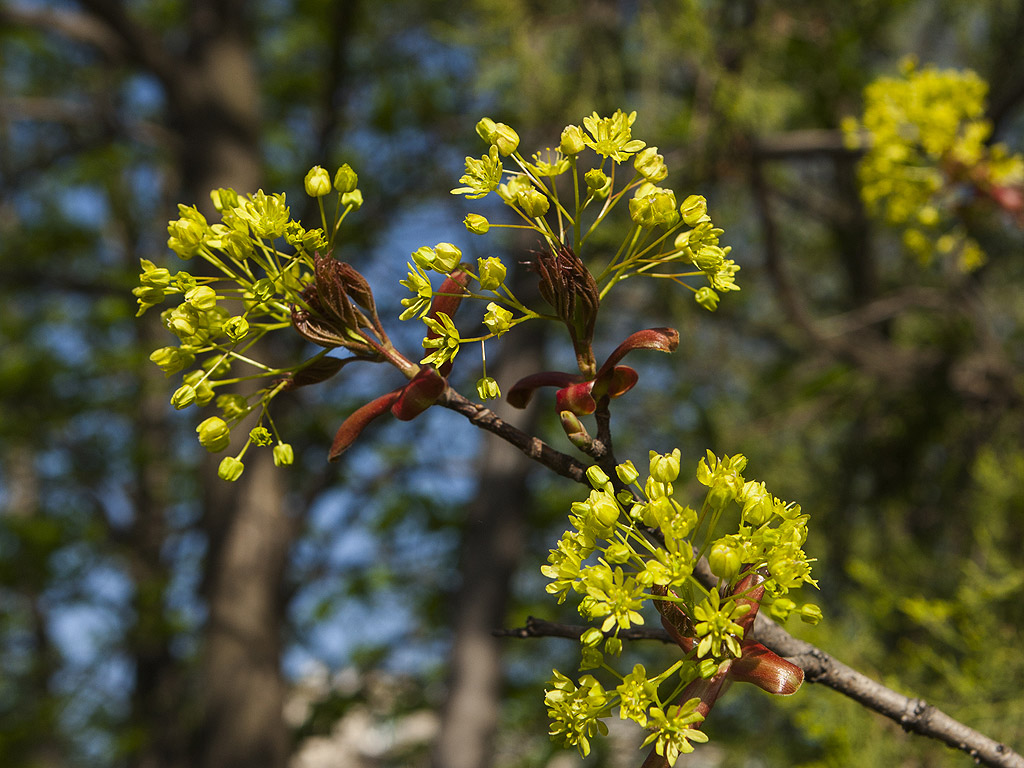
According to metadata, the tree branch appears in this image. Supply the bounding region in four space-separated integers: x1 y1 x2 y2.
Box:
439 388 588 484
750 613 1024 768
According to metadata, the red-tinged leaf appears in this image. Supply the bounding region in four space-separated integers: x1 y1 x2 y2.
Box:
427 270 470 326
658 612 696 653
507 371 583 409
391 367 446 421
731 568 768 635
652 585 696 651
555 381 597 415
728 643 804 695
329 390 402 461
676 667 731 719
591 365 639 400
595 327 679 379
426 270 470 376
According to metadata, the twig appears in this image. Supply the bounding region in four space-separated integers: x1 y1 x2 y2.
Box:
439 388 588 484
494 616 673 644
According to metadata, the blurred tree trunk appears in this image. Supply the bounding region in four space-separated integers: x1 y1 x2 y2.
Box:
69 3 293 766
168 9 294 768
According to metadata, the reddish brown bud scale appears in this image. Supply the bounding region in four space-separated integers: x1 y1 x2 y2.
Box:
329 390 402 460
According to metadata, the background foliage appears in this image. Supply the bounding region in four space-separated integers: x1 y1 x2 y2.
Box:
1 1 1022 767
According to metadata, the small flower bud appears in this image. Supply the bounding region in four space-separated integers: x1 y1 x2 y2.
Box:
333 163 358 193
464 213 490 234
615 460 639 485
252 277 275 302
273 442 294 467
559 124 586 155
584 168 608 190
586 465 611 490
634 146 668 181
697 658 719 679
491 122 520 156
800 603 823 625
412 246 436 271
680 194 709 227
708 540 742 582
692 245 726 271
304 165 332 197
482 302 512 336
630 187 679 229
649 449 681 483
592 494 620 529
475 117 498 144
769 598 797 621
741 481 773 526
605 542 630 563
217 394 249 420
694 286 720 311
167 307 199 339
581 627 604 647
185 375 215 406
196 416 231 453
476 256 506 290
209 187 239 212
139 259 172 289
167 216 205 259
475 376 501 400
604 636 622 656
516 188 550 218
171 384 196 409
341 189 363 210
150 346 192 375
185 285 217 311
223 316 249 342
433 242 462 273
218 456 245 482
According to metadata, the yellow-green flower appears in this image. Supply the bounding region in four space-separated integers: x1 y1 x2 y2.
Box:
581 110 646 162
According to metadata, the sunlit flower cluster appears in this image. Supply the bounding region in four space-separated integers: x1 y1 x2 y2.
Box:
134 166 368 480
399 111 740 392
542 451 819 763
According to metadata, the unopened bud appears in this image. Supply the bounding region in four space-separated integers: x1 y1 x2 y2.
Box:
464 213 490 234
333 163 358 193
218 456 245 481
559 124 586 155
304 165 332 197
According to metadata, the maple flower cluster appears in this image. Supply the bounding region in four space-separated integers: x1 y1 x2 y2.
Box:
542 451 819 763
133 166 366 480
843 60 1024 271
398 110 739 390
